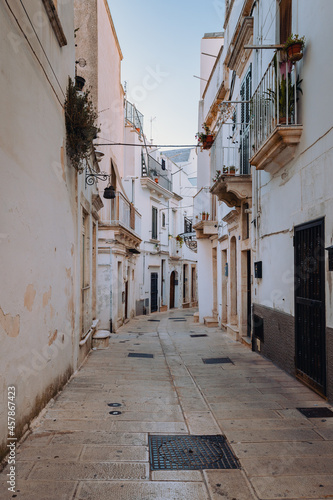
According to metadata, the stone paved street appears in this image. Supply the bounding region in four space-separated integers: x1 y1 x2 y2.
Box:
1 308 333 499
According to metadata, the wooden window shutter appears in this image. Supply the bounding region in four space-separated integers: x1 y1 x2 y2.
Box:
280 0 292 44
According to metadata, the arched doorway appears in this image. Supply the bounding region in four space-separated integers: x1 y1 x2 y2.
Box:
170 271 176 309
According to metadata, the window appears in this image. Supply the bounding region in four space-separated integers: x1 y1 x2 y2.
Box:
152 207 158 240
279 0 292 44
161 212 166 228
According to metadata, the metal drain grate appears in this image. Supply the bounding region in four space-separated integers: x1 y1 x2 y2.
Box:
168 317 185 320
148 319 160 322
202 357 234 364
128 353 154 358
297 407 333 418
149 435 239 471
174 319 186 322
191 334 208 338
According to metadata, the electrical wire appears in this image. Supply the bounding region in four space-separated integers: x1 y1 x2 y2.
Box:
97 142 198 148
4 0 63 107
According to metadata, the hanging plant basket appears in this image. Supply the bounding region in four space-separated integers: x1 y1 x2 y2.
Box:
65 77 100 171
202 135 214 149
287 42 303 62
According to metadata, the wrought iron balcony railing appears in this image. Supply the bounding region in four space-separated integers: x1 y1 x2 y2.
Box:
141 152 172 192
109 192 141 236
211 122 251 181
250 53 302 156
125 100 144 134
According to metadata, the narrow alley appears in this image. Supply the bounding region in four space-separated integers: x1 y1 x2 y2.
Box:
1 309 333 500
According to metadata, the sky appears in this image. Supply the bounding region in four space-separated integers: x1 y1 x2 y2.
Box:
107 0 225 147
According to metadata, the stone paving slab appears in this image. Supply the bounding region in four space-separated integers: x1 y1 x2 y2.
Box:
230 440 333 458
0 480 77 500
80 445 148 462
225 427 324 443
50 431 147 446
241 455 333 476
29 461 149 481
250 474 333 499
204 470 257 499
74 480 209 499
218 418 313 430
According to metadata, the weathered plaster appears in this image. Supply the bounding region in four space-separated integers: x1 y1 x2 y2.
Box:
24 284 36 312
0 307 20 338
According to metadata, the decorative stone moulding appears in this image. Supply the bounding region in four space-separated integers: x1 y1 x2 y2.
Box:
210 175 252 207
250 125 303 174
227 17 253 77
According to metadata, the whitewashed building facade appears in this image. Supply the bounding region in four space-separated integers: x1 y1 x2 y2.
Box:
196 0 333 401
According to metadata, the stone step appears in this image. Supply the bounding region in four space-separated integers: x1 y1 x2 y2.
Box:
226 323 240 341
204 316 219 328
193 312 199 323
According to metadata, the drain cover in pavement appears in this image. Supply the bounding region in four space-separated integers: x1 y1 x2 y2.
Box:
128 353 154 358
149 435 239 471
109 411 122 415
202 357 234 364
148 319 160 322
168 317 185 320
297 407 333 418
191 334 208 338
108 403 122 407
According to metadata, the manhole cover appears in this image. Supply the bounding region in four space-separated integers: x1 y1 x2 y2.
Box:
149 435 239 470
297 407 333 418
128 353 154 358
191 334 208 338
202 357 234 364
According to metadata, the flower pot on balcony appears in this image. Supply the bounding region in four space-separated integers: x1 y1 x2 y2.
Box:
287 42 303 62
155 178 158 183
202 135 214 150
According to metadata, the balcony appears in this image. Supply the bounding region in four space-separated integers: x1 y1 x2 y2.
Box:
210 122 252 207
193 188 218 239
250 54 303 173
100 192 141 250
125 100 144 135
141 152 173 198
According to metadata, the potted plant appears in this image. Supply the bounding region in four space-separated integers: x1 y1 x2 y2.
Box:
196 123 214 150
206 213 210 220
201 211 206 220
65 77 100 171
284 34 305 62
223 165 236 175
176 235 184 247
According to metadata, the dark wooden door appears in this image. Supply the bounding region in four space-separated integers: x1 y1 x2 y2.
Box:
125 281 128 320
151 273 158 313
247 250 252 337
295 218 326 396
170 271 175 309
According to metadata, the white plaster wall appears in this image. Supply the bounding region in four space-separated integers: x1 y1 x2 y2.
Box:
197 240 214 321
0 0 76 458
